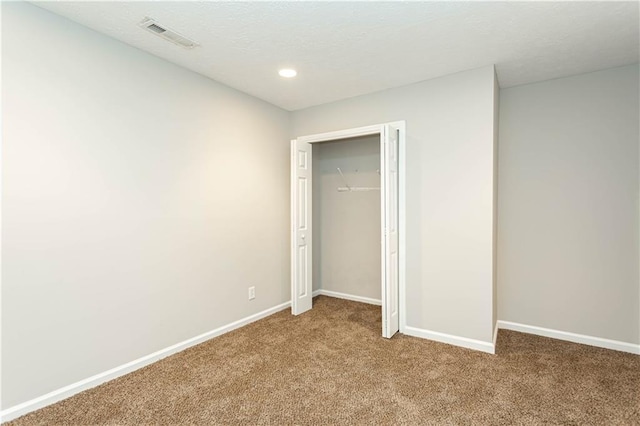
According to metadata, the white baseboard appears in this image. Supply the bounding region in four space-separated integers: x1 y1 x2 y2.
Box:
0 301 291 423
493 322 499 347
497 320 640 355
315 291 494 354
312 289 381 306
404 326 495 354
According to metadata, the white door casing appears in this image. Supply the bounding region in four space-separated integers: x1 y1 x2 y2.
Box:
290 122 403 337
381 125 400 338
291 139 313 315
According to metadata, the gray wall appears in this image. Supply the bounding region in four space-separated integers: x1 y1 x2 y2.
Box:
312 136 381 300
1 2 290 408
293 66 498 344
498 64 640 344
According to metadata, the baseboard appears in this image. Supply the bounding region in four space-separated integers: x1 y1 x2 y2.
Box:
493 322 499 347
312 289 381 306
404 326 495 354
315 291 493 354
0 301 291 423
497 320 640 355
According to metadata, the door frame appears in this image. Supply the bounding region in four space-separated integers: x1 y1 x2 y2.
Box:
290 121 406 336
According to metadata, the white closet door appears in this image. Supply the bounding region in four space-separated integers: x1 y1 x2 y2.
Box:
381 125 399 338
291 139 313 315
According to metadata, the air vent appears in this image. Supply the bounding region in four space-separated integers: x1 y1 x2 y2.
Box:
139 18 199 49
147 23 166 34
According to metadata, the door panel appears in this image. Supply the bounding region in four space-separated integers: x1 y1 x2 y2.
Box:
291 139 313 315
382 125 400 338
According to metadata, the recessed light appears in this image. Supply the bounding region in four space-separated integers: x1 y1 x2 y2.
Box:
279 68 297 78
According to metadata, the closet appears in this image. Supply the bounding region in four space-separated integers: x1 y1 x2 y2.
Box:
291 123 402 338
312 136 382 304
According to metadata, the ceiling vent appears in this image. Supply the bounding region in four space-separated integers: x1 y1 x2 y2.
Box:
139 18 199 49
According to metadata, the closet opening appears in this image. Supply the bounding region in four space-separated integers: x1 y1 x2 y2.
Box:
291 122 405 338
313 135 381 321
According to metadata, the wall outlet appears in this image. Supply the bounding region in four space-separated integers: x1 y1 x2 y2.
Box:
248 286 255 300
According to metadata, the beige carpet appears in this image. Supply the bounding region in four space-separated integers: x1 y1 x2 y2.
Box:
8 296 640 425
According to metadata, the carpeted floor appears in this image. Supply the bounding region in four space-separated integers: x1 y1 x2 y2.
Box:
7 296 640 425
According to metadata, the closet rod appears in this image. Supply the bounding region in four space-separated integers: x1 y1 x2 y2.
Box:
335 167 380 192
337 187 380 192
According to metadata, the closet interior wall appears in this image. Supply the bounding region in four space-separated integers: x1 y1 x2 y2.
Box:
312 136 382 301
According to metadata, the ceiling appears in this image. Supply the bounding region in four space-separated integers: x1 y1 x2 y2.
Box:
33 1 639 111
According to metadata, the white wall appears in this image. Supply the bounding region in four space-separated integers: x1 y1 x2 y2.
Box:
293 66 498 345
1 2 290 409
312 136 381 300
498 65 640 344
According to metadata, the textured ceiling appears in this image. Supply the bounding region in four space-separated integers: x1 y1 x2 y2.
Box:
32 1 640 111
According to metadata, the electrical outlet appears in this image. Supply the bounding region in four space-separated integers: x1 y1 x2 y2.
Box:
248 286 255 300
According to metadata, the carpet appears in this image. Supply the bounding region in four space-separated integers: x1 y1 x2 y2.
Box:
7 296 640 425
